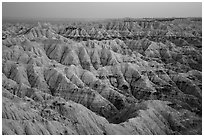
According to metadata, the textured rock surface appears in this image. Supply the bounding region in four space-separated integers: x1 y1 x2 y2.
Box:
2 18 202 135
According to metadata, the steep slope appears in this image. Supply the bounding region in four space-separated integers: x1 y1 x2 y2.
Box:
2 18 202 135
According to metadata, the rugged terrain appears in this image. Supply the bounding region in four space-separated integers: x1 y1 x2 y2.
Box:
2 17 202 135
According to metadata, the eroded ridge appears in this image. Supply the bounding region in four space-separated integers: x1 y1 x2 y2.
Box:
2 18 202 135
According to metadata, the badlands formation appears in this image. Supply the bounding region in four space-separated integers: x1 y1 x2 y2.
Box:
2 18 202 135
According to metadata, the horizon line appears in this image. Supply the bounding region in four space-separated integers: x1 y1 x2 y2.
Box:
3 16 202 19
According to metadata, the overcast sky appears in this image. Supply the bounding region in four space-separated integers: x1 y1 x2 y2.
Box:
2 2 202 19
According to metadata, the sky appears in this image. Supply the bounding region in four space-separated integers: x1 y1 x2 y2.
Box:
2 2 202 19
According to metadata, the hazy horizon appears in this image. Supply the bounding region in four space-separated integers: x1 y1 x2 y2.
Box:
2 2 202 20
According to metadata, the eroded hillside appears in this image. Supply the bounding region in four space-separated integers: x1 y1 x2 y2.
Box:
2 18 202 135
